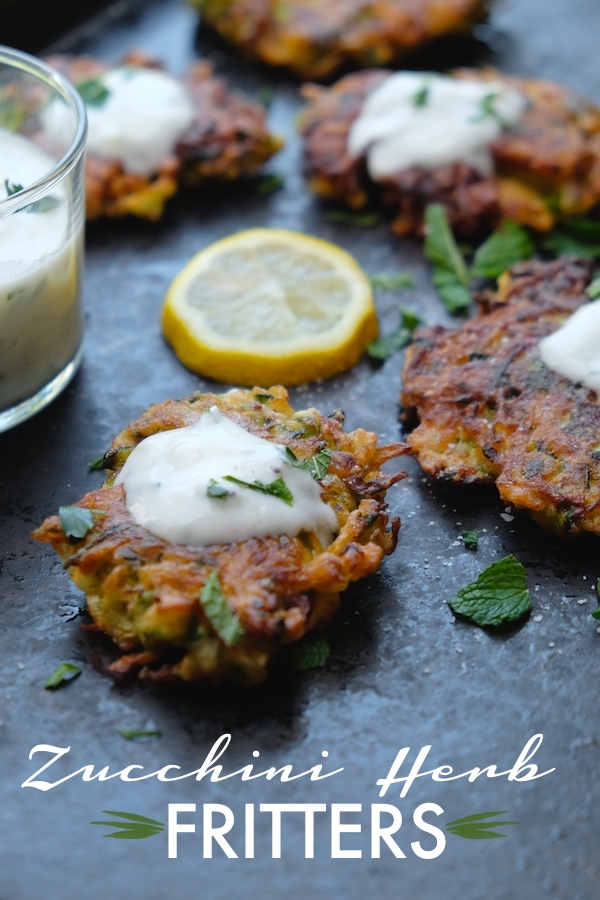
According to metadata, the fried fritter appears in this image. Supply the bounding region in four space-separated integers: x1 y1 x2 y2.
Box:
401 257 600 536
194 0 488 81
46 53 282 221
33 387 407 684
300 68 600 237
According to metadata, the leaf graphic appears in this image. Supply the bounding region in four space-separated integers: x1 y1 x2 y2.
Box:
90 810 165 839
445 810 519 840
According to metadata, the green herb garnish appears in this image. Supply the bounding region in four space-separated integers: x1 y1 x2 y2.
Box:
200 571 244 647
587 277 600 300
207 479 231 499
325 210 382 227
4 180 61 213
413 84 430 107
462 528 479 550
592 578 600 620
45 662 82 689
224 474 294 505
471 221 535 279
4 179 23 197
542 215 600 259
286 631 330 671
119 729 162 741
445 810 519 840
88 456 105 471
368 273 414 291
76 77 110 107
367 308 420 360
258 86 275 108
471 92 510 128
447 554 531 627
424 204 471 313
256 173 285 195
284 446 332 481
59 505 104 539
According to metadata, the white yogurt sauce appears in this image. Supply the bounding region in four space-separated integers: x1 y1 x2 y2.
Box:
348 72 527 178
0 128 83 412
42 66 196 175
115 406 339 547
539 302 600 394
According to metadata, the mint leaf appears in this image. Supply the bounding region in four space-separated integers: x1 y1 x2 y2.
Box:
59 505 104 538
448 554 531 627
462 529 479 550
119 729 162 740
200 571 244 647
224 474 293 505
368 273 414 291
367 308 420 360
325 210 382 227
207 479 231 499
284 446 332 481
425 204 472 313
586 277 600 300
471 221 535 279
286 632 330 671
76 77 110 107
413 84 429 107
45 662 81 689
542 216 600 259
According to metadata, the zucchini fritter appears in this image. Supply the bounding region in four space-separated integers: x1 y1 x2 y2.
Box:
46 53 282 221
33 387 407 684
300 68 600 237
401 257 600 536
194 0 488 81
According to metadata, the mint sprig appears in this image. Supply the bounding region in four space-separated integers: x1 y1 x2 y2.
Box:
448 554 531 627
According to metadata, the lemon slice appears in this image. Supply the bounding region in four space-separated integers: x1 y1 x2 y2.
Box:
162 228 378 385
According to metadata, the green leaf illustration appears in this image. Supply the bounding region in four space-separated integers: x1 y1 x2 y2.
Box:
445 810 519 840
90 810 165 840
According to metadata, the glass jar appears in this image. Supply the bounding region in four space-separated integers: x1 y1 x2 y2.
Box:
0 45 87 432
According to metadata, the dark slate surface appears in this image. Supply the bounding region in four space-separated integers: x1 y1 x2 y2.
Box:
1 1 599 897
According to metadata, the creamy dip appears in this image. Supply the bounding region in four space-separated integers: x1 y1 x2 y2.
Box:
347 72 527 179
115 406 339 547
0 128 83 413
539 302 600 394
42 67 196 176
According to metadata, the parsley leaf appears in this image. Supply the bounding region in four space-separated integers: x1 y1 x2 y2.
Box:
119 729 162 741
76 77 110 107
284 446 332 480
59 505 104 539
368 273 414 291
256 173 284 195
424 204 471 313
471 221 535 279
462 529 479 550
413 84 430 107
325 210 382 227
200 571 244 647
367 308 421 360
286 632 330 671
224 474 293 505
45 662 82 689
447 554 531 627
587 277 600 300
207 479 231 499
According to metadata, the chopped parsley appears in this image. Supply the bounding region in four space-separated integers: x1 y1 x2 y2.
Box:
206 479 231 499
59 505 104 539
284 446 332 481
224 474 294 505
200 571 244 647
447 554 531 627
286 631 330 671
461 528 479 550
367 308 420 360
45 662 82 689
76 76 111 107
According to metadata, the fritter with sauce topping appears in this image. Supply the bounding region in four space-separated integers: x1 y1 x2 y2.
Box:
401 257 600 536
33 387 407 684
300 68 600 237
45 53 282 221
193 0 488 81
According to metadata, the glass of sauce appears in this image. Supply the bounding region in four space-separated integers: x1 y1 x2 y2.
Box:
0 46 87 432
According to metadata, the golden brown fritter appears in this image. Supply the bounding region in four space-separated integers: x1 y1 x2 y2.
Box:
193 0 488 81
46 53 282 221
300 68 600 237
401 257 600 536
33 387 407 684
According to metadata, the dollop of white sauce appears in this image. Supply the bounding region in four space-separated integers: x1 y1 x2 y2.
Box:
348 72 527 178
42 66 195 175
539 302 600 394
115 406 338 547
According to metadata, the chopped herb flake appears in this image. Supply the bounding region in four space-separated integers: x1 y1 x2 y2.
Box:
119 729 162 741
367 308 420 360
368 273 414 291
462 529 479 550
59 505 104 539
284 446 332 481
286 631 330 671
88 456 105 471
471 92 510 128
200 571 244 647
224 474 293 505
413 84 430 107
258 86 275 108
448 554 531 627
4 179 23 197
45 662 81 689
325 209 382 227
207 479 231 499
76 77 110 107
